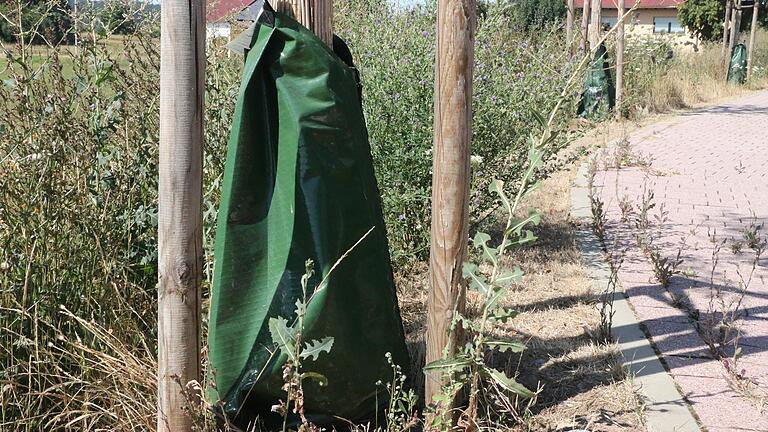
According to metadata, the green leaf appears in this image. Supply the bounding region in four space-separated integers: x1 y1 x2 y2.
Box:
473 232 498 266
463 262 490 295
483 339 526 353
268 317 297 361
484 286 506 311
423 355 473 372
482 366 534 398
489 179 512 214
531 109 546 128
301 372 329 387
300 337 334 361
496 267 523 285
488 307 518 323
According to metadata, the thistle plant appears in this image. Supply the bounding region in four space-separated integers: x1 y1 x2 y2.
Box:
269 260 334 432
424 113 568 428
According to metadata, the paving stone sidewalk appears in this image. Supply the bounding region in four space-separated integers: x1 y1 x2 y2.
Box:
594 91 768 432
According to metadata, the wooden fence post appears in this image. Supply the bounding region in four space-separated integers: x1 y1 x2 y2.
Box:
588 0 602 50
748 0 760 79
425 0 474 406
729 0 741 55
274 0 333 46
157 0 205 429
724 0 733 56
567 0 575 54
579 0 591 53
616 0 624 117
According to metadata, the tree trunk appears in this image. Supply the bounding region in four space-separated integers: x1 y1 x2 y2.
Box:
579 0 591 53
425 0 474 406
274 0 333 46
588 0 602 50
748 0 760 79
616 0 624 117
157 0 205 429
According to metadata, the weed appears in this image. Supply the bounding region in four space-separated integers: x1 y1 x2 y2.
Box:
742 221 766 251
731 240 744 254
619 194 633 223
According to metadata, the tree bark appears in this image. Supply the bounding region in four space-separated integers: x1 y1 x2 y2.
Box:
157 0 205 429
579 0 591 53
748 0 760 79
616 0 625 117
425 0 474 406
588 0 602 50
274 0 333 46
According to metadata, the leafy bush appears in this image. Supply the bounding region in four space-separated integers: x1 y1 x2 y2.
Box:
677 0 726 41
336 0 575 265
678 0 767 42
0 0 72 43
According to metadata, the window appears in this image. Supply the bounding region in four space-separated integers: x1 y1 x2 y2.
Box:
602 17 618 29
654 17 684 34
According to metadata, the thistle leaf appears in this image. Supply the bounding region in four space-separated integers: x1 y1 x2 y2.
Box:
473 232 498 266
423 355 473 372
300 337 334 361
489 179 512 214
482 366 534 398
268 317 297 361
488 307 518 323
463 262 490 295
496 267 523 285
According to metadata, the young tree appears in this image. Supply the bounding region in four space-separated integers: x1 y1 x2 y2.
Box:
679 0 765 41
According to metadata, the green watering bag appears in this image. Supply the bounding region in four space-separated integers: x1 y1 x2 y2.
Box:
728 43 748 84
208 7 410 428
578 43 615 118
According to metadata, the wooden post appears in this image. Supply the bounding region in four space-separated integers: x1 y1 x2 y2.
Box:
157 0 204 429
588 0 602 50
579 0 591 53
616 0 625 117
748 0 760 79
425 0 474 406
567 0 575 54
724 0 733 56
726 0 741 55
274 0 333 46
729 1 741 55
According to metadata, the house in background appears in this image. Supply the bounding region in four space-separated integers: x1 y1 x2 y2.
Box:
574 0 698 47
206 0 254 41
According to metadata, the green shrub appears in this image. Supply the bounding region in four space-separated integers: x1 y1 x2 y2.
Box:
0 0 71 43
336 0 575 265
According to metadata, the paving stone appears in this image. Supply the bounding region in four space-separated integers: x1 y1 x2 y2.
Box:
595 91 768 431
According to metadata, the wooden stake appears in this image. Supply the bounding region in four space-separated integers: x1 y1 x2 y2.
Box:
567 0 575 54
588 0 602 50
425 0 474 406
724 0 733 56
274 0 333 46
748 0 760 79
616 0 625 117
579 0 591 53
157 0 204 429
729 1 741 55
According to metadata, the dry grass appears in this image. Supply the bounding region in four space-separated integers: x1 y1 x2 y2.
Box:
395 165 645 431
635 32 768 116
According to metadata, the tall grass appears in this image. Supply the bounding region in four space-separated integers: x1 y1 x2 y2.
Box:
1 0 767 429
621 31 768 116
